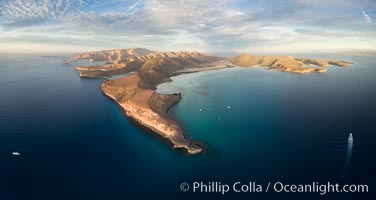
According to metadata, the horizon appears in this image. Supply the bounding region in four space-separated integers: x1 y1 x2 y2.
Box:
0 47 374 57
0 0 375 53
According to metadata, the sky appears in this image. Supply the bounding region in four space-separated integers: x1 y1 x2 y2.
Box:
0 0 375 54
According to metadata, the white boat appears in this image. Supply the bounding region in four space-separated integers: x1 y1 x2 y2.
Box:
199 108 203 112
348 133 353 153
227 106 231 109
12 152 21 156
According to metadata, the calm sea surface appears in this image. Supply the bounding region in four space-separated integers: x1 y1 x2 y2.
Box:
0 54 375 199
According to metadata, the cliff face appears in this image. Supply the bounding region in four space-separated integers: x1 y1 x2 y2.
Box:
231 53 352 74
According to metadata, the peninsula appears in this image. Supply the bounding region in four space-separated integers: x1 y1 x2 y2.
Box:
69 48 352 154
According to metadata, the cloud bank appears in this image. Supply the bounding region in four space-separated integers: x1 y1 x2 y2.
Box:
0 0 375 53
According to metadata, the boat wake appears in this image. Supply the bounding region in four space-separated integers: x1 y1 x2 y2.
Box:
347 133 353 159
339 133 353 178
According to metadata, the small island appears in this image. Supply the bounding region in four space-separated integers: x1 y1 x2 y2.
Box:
69 48 352 154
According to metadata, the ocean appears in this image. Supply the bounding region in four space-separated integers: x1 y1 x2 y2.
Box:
0 54 375 199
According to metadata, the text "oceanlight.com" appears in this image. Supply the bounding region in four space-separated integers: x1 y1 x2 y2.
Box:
179 181 368 195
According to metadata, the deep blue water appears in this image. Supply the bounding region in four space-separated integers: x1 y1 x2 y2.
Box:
0 54 375 200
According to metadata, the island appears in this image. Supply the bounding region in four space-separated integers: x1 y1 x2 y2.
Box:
68 48 352 154
231 53 352 73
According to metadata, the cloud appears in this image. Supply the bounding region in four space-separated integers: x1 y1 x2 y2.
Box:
362 10 372 23
0 0 376 53
0 0 98 28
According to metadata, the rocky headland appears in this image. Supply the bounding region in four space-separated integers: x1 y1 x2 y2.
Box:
69 48 352 154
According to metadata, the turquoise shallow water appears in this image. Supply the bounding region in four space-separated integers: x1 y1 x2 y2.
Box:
0 54 375 199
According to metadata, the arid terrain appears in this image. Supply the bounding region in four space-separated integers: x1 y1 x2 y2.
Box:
69 48 352 154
